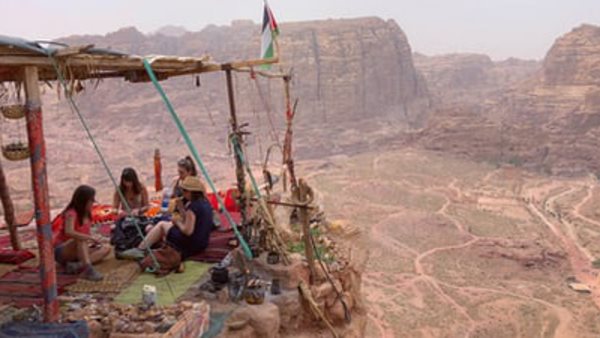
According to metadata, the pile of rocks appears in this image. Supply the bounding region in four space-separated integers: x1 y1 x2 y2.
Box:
63 301 206 336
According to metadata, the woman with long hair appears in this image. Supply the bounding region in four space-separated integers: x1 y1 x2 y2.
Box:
112 167 149 216
172 156 197 199
52 185 110 281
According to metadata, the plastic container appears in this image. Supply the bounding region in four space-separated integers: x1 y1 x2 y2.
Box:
160 187 172 213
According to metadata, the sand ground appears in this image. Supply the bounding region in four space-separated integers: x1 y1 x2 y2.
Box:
304 148 600 338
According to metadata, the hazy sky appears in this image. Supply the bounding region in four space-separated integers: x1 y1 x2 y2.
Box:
1 0 599 60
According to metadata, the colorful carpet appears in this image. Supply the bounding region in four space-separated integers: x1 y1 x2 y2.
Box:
216 211 241 231
0 249 35 265
188 229 236 263
114 261 210 306
0 266 78 307
66 259 139 294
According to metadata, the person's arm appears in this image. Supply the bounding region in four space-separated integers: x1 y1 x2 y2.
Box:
170 177 179 199
140 186 149 211
176 209 196 236
64 211 97 243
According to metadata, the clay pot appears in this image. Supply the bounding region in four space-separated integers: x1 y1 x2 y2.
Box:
211 264 230 284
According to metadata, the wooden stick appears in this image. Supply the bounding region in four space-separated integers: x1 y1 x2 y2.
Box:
232 67 288 79
297 179 316 283
249 197 315 209
0 158 20 250
299 281 339 338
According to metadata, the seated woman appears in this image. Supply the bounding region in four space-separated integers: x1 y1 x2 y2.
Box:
52 185 110 281
171 156 198 199
122 176 214 260
113 167 149 217
168 156 198 220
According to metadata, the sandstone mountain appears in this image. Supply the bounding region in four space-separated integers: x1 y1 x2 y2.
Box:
59 17 430 126
419 24 600 176
414 53 539 105
4 17 430 207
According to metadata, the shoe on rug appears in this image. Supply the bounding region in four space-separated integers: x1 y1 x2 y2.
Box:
117 247 146 261
81 266 103 282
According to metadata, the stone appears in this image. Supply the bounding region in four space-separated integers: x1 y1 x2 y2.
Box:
143 321 157 334
217 287 230 304
221 325 258 338
87 320 103 338
229 303 281 338
271 291 304 332
254 255 310 289
310 282 333 300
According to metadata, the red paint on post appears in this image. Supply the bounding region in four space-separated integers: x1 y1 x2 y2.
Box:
24 66 59 322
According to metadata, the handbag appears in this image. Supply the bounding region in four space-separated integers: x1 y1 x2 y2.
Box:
139 243 182 277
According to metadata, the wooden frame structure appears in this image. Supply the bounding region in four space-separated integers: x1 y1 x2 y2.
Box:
0 36 283 322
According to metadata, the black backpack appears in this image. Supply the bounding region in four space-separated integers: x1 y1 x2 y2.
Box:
110 217 150 253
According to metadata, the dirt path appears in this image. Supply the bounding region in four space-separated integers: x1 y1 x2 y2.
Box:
573 185 600 229
321 154 591 337
527 202 600 309
437 281 574 338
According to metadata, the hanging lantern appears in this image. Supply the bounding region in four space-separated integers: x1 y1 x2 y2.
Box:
0 84 30 162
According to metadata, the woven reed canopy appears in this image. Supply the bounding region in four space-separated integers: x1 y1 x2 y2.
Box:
0 35 276 83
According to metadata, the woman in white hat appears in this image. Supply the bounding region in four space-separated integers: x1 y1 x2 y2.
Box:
121 176 214 260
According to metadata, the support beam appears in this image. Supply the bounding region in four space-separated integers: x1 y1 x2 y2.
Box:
282 76 298 191
23 66 58 322
0 54 279 83
0 158 20 250
225 67 248 229
154 149 163 192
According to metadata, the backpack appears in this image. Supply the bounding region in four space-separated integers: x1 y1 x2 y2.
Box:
110 217 150 254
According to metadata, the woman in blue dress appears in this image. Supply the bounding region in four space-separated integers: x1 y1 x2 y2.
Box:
121 176 214 260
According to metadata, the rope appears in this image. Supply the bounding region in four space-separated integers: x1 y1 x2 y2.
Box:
142 59 253 259
46 56 173 295
251 75 280 146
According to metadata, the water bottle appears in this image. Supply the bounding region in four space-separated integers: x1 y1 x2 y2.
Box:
161 187 172 213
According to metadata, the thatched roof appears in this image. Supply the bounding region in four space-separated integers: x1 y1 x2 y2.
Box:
0 35 276 83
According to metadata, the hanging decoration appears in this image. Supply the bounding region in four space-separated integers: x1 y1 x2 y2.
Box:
0 83 29 162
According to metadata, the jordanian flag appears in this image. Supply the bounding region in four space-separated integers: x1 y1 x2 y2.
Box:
261 1 279 61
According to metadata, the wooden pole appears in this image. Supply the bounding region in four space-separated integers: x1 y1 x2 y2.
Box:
23 66 58 322
224 67 248 228
282 76 298 191
297 179 316 283
154 148 163 192
0 158 20 250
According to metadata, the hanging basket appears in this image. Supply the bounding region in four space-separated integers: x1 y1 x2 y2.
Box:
1 105 26 120
2 143 30 161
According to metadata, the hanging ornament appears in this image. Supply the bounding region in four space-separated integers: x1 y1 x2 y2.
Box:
1 84 30 161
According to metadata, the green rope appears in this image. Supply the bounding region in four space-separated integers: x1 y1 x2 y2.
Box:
47 56 168 284
142 59 253 259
